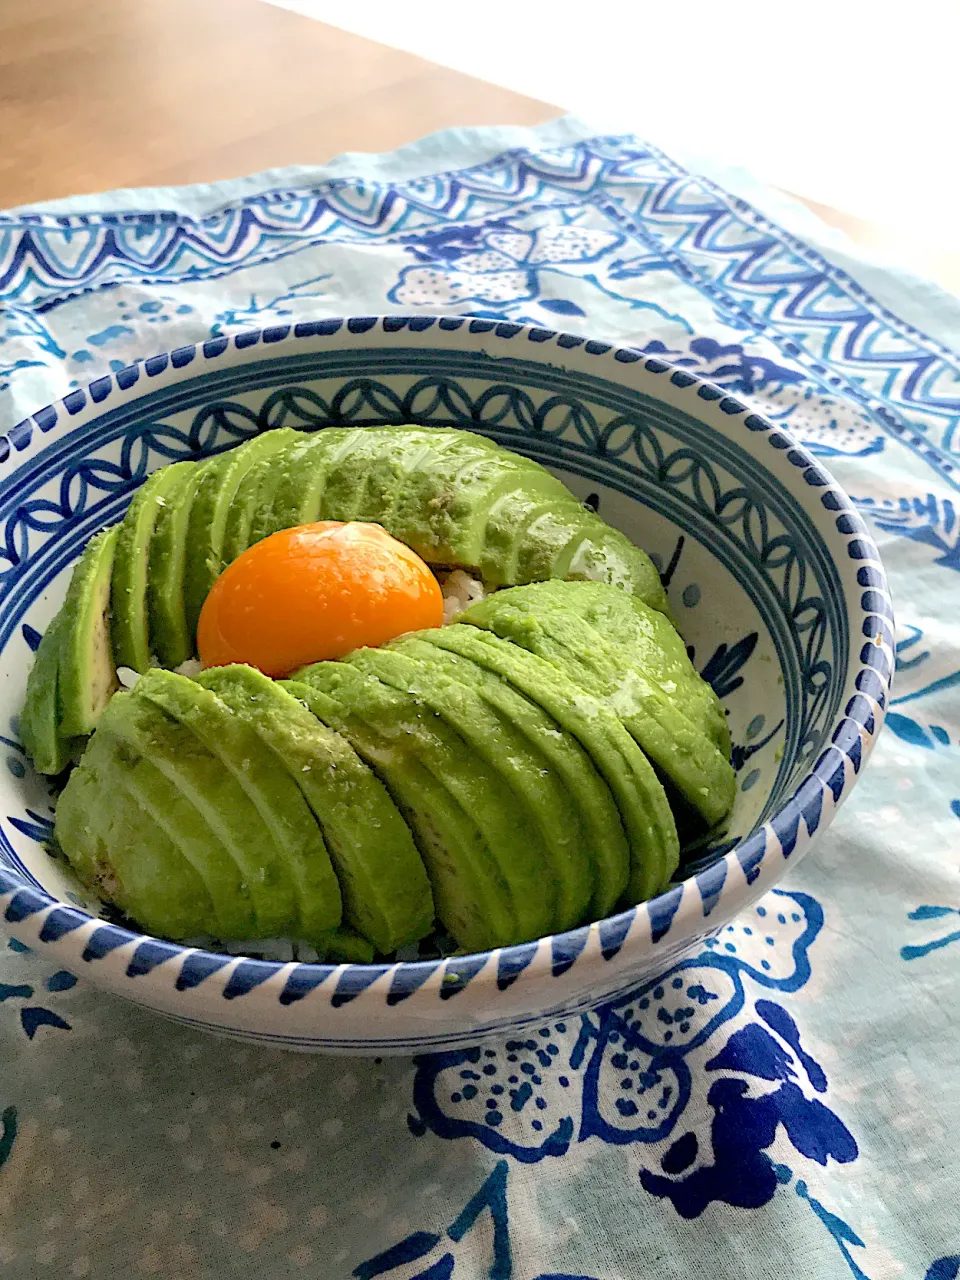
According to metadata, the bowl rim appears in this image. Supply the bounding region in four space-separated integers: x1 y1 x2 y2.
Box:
0 314 894 1009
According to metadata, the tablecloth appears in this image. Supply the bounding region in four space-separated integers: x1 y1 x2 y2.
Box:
0 116 957 1280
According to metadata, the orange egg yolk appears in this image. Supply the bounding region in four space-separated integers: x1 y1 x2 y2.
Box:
197 521 444 677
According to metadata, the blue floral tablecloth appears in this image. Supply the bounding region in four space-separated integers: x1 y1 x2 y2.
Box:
0 116 957 1279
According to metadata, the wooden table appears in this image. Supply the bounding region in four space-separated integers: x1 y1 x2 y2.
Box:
0 0 957 295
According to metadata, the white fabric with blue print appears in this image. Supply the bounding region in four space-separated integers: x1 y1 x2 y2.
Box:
0 116 956 1279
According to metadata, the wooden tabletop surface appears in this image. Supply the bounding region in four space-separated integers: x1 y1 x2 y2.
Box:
0 0 957 296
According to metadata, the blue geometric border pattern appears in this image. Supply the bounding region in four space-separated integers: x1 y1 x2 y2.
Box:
0 134 956 488
0 321 892 1028
593 144 960 489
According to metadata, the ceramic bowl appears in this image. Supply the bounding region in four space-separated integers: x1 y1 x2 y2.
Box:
0 317 893 1053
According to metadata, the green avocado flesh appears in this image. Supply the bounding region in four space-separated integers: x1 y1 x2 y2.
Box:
341 646 563 937
285 667 515 953
55 678 342 939
479 477 577 586
197 664 433 953
403 624 676 912
555 580 729 752
133 670 343 942
385 634 596 932
222 425 667 610
112 461 195 672
56 526 120 737
25 426 738 956
221 447 281 569
392 626 630 899
182 429 302 640
147 462 211 667
263 430 356 530
461 582 735 829
314 927 376 964
55 736 217 940
66 696 247 936
19 614 82 776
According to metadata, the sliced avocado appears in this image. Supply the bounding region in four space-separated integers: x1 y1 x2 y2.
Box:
197 664 432 953
512 497 598 584
182 428 303 637
112 461 195 672
319 427 487 531
462 582 734 829
397 628 629 920
350 428 467 531
213 421 666 610
286 666 519 953
220 447 283 568
315 429 391 522
56 526 120 737
439 455 579 573
315 927 376 964
554 523 671 617
90 685 275 935
20 613 81 775
404 625 626 916
78 700 250 936
508 497 669 615
381 637 594 932
249 429 365 548
266 429 355 531
55 730 218 939
146 461 211 667
390 432 536 567
422 625 677 909
553 580 729 753
134 669 340 940
479 474 577 586
343 646 561 939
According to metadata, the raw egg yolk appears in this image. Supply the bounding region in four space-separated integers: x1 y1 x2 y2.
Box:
197 521 444 677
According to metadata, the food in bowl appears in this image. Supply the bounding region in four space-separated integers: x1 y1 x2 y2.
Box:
18 424 734 959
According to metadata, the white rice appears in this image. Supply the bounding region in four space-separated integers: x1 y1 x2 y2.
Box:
115 656 204 690
438 568 489 623
173 658 205 679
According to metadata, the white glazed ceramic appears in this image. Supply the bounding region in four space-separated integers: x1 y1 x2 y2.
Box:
0 317 893 1052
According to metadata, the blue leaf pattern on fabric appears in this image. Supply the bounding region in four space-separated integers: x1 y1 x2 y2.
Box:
19 1006 72 1039
0 1106 16 1170
901 904 960 962
859 494 960 572
355 1161 601 1280
796 1181 873 1280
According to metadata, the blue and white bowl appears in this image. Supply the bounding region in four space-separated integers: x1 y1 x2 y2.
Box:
0 317 893 1053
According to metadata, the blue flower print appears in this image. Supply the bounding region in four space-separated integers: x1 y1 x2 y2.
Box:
641 337 885 460
357 1155 958 1280
883 622 960 758
410 891 857 1219
389 218 624 314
